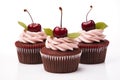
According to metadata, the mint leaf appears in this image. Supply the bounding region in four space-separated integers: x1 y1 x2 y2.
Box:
18 21 27 30
44 28 53 36
68 32 80 39
95 22 108 30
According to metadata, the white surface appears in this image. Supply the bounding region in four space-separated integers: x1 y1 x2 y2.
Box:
0 0 120 80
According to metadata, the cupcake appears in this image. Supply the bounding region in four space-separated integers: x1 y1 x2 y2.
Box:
41 7 81 73
76 29 109 64
75 5 109 64
15 9 46 64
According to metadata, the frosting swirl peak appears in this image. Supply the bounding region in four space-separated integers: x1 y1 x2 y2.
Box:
46 36 79 51
19 31 47 43
75 29 105 43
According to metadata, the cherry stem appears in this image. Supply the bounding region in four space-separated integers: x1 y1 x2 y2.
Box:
86 5 93 22
24 9 34 23
59 7 62 28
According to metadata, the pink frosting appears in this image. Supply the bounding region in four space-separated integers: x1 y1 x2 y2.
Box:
75 29 105 43
46 36 79 51
19 31 47 43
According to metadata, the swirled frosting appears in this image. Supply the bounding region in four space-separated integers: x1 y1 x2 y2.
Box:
46 36 79 51
75 29 105 43
19 31 47 43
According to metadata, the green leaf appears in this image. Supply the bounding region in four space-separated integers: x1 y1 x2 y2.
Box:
43 28 53 36
68 32 80 39
18 21 27 30
95 22 108 30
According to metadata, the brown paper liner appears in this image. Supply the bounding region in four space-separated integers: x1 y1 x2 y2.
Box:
79 40 109 64
41 51 81 73
15 41 45 64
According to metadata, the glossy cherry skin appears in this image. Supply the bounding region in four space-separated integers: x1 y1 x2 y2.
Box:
53 26 68 38
81 20 95 31
28 23 41 32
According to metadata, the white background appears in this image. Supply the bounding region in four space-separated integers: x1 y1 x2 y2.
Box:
0 0 120 80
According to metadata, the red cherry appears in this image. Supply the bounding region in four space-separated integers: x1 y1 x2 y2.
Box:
24 9 41 32
28 23 41 32
82 20 95 31
53 26 68 38
53 7 68 38
81 5 95 31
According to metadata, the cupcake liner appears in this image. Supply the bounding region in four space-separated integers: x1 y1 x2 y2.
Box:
81 47 107 53
80 47 107 64
41 52 81 73
15 41 45 64
79 40 109 64
16 48 42 64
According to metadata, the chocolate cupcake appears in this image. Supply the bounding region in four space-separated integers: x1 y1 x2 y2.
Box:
40 7 81 73
41 36 81 73
15 31 46 64
75 5 109 64
76 27 109 64
78 39 109 64
41 7 81 73
15 9 46 64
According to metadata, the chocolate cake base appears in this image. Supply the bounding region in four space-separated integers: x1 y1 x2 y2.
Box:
15 41 45 64
41 47 81 73
78 40 109 64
